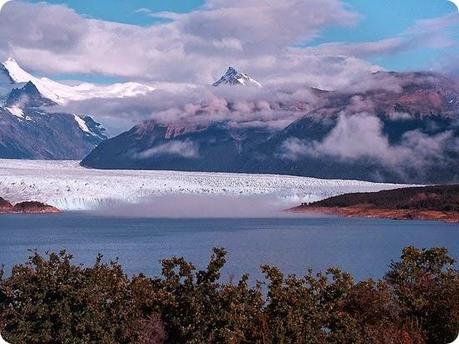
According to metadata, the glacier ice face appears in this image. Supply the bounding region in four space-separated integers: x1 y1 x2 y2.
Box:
0 159 409 211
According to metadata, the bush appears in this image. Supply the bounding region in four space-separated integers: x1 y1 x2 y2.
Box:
0 247 457 344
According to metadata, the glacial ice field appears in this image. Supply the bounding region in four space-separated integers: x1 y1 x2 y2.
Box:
0 159 408 212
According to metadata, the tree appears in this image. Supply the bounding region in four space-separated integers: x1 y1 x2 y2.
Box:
385 247 459 344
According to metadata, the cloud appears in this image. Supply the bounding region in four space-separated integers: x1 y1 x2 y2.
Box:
305 14 459 60
1 0 457 89
135 139 199 159
94 194 296 218
0 2 87 54
54 81 325 134
52 67 456 136
281 113 457 178
0 0 371 87
387 112 412 121
173 0 358 55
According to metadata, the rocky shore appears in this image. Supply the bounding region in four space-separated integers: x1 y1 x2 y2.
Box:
0 197 60 214
292 185 459 223
294 206 459 223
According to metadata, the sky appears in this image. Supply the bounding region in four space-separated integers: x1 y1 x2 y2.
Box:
34 0 459 73
0 0 458 86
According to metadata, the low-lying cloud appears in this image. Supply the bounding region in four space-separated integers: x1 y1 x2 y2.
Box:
136 140 199 159
53 68 458 137
93 194 301 218
56 82 323 134
281 113 458 178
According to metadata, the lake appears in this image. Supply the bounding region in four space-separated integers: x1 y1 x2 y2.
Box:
0 213 457 281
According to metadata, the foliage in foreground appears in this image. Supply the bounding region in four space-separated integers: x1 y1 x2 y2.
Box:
0 247 458 344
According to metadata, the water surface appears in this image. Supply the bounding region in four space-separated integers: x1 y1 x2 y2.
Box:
0 213 457 281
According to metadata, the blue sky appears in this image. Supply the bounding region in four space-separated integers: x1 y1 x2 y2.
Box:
31 0 205 26
36 0 456 30
311 0 459 71
31 0 458 74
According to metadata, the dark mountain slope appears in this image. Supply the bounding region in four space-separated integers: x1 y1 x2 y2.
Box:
0 81 107 160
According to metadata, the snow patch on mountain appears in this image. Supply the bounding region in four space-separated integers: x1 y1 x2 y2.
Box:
1 58 155 104
0 159 408 211
6 105 24 119
213 67 262 87
73 114 91 134
2 58 31 83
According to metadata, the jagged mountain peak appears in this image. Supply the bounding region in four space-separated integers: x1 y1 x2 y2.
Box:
19 81 39 93
226 66 238 75
6 81 56 108
0 63 14 84
213 67 262 88
0 58 20 93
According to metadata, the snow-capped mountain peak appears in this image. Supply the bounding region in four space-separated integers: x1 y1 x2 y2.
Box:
1 58 75 103
1 59 15 83
1 58 156 105
2 58 34 84
213 67 262 88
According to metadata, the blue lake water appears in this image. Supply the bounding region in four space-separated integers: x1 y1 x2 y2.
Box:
0 213 457 281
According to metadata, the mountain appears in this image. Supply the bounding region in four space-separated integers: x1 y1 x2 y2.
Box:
6 81 56 108
243 71 459 181
0 58 155 104
0 64 108 159
213 67 262 87
81 121 271 171
82 71 459 184
0 59 16 101
0 106 107 159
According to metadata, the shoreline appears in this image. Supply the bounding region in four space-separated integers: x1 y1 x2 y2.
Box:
0 198 61 215
291 184 459 224
291 206 459 223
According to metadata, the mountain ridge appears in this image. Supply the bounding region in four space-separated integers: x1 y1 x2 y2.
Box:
82 70 459 184
0 58 155 104
0 61 108 159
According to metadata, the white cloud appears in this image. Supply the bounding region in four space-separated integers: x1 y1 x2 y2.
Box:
136 140 199 159
56 82 322 134
305 14 459 60
0 0 371 88
281 113 456 176
1 0 457 89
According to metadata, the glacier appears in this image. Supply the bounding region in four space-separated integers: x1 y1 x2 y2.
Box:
0 159 409 212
